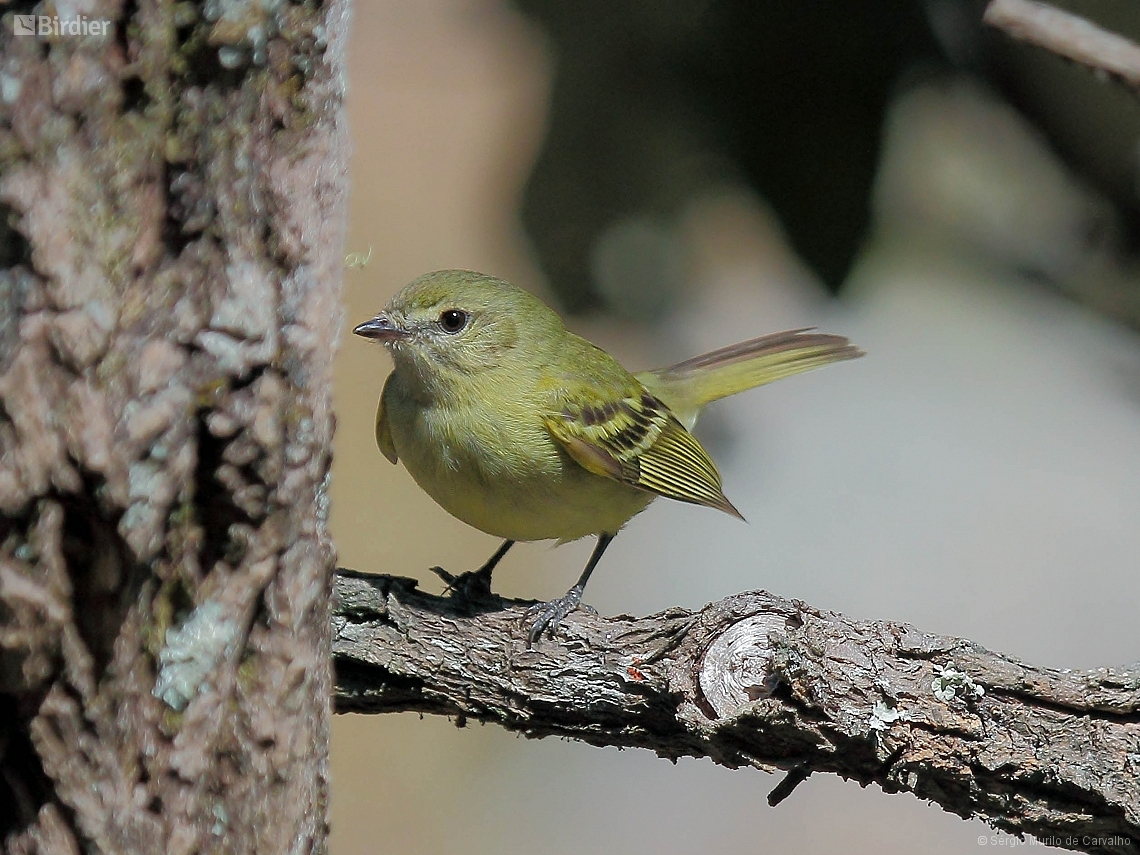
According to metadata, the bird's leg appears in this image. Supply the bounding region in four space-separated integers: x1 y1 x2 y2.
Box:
526 533 614 646
431 539 514 603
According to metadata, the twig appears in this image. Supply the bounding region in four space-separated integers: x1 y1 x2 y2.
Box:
332 569 1140 855
984 0 1140 90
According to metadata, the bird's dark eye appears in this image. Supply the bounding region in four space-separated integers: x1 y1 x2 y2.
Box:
439 309 468 333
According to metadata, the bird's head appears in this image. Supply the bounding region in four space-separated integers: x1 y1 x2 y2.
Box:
354 270 562 394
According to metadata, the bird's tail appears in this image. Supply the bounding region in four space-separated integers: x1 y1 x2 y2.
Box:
637 329 862 428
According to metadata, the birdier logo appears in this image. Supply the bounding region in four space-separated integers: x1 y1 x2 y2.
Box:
11 14 111 37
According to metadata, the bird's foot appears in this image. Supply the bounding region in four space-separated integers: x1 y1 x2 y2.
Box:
526 585 594 646
430 565 495 606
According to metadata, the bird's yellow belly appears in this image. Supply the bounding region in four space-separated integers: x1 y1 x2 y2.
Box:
386 397 654 542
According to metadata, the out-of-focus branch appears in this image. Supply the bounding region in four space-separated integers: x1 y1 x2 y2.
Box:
984 0 1140 90
332 570 1139 855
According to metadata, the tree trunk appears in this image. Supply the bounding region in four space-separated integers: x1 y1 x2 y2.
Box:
0 0 349 851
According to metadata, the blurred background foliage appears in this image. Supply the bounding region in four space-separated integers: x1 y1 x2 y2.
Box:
517 0 1139 320
332 2 1140 853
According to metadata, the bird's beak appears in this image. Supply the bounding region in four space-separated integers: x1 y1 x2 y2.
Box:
353 313 407 343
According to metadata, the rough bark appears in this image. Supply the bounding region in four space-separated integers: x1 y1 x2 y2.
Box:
333 570 1140 855
0 0 349 851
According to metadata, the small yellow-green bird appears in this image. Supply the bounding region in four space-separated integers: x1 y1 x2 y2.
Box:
354 270 861 643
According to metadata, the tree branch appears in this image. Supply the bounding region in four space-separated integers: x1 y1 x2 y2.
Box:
333 570 1139 855
984 0 1140 90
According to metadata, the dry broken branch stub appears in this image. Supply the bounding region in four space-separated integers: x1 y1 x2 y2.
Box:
333 570 1140 855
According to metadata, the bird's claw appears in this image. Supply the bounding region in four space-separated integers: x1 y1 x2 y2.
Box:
429 566 495 605
429 565 458 587
526 585 585 646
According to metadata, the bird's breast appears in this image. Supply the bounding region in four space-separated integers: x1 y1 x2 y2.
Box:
383 383 652 542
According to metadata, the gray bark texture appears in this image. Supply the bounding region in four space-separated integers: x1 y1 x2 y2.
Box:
334 571 1140 855
0 0 350 851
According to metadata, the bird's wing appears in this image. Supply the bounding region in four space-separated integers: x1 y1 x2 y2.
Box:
375 374 398 464
544 386 742 519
